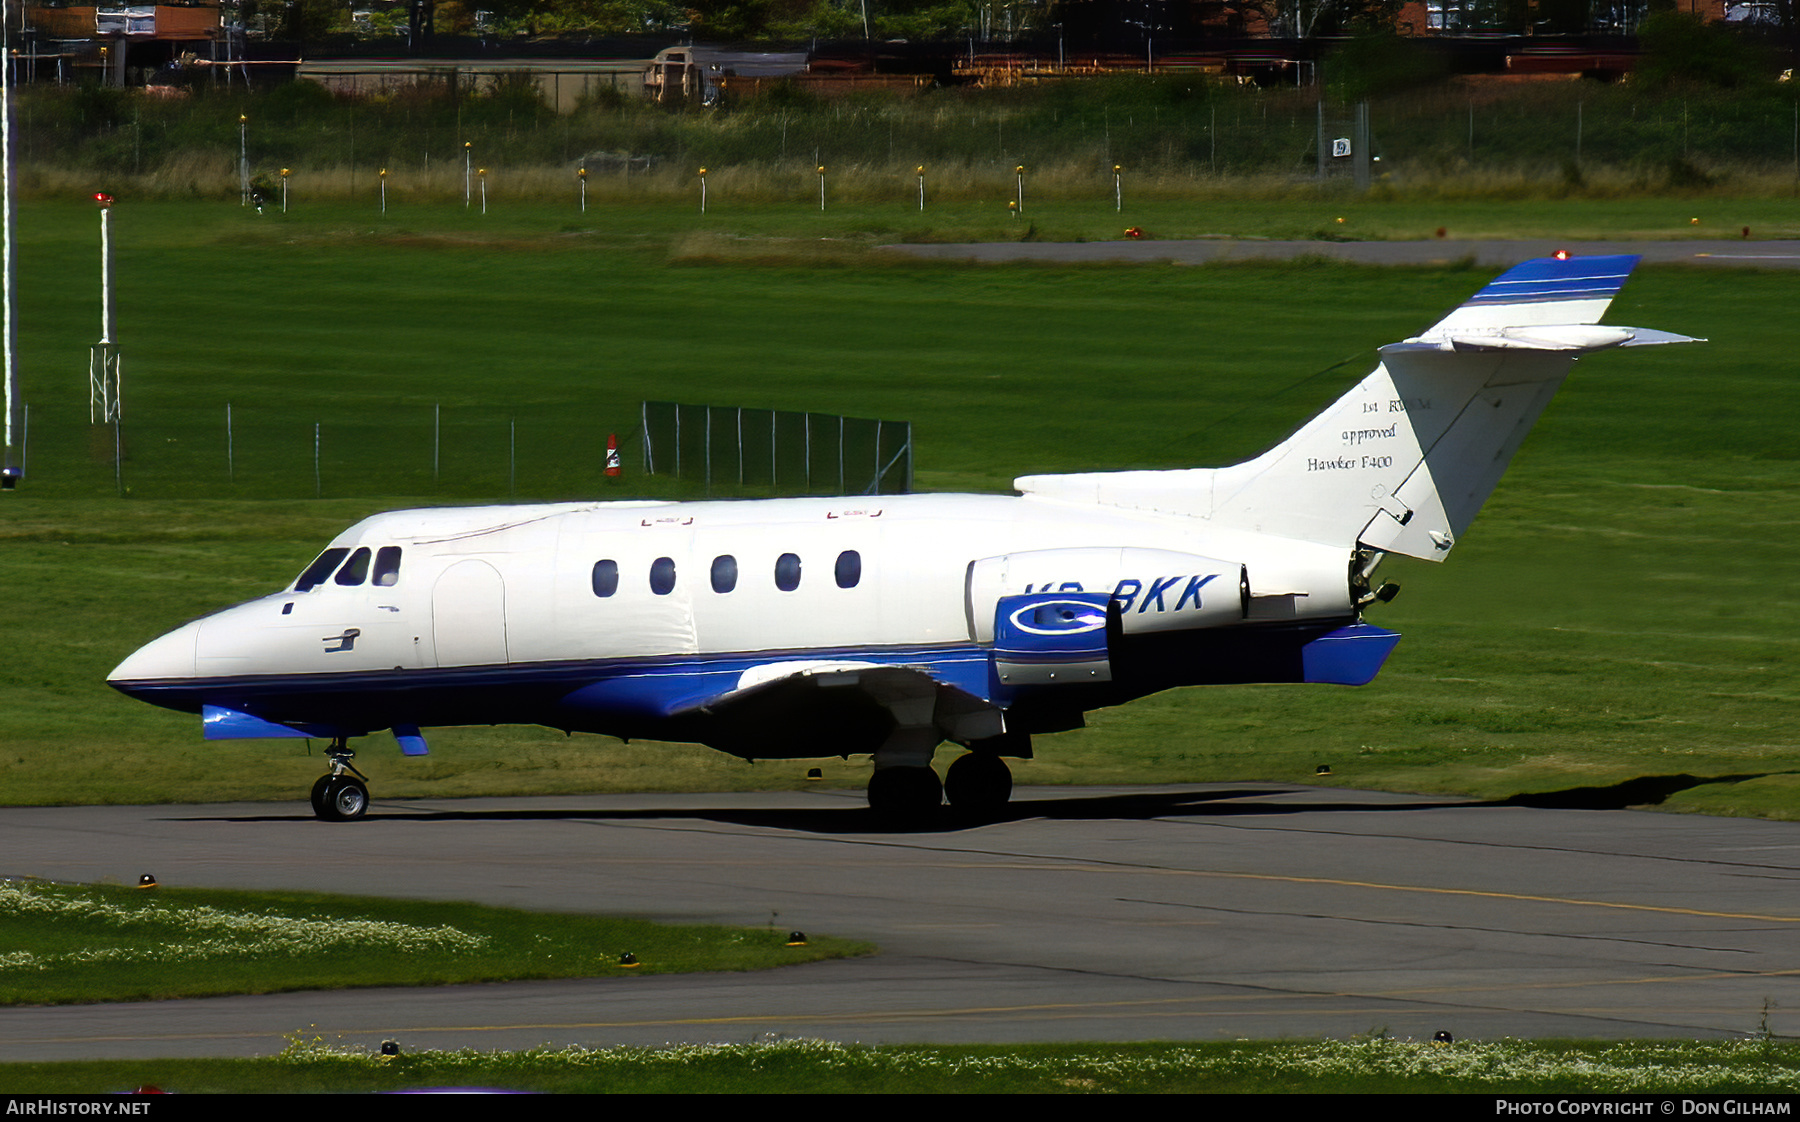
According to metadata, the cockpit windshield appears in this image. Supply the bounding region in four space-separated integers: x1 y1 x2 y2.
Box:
335 548 372 586
293 546 403 593
294 548 350 593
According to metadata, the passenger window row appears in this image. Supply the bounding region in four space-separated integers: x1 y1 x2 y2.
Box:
593 551 861 598
294 546 403 592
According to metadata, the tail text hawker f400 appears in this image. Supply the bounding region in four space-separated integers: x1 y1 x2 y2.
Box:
109 256 1697 821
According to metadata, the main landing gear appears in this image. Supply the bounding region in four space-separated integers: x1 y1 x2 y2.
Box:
866 765 943 820
944 751 1013 811
867 753 1014 822
310 739 370 822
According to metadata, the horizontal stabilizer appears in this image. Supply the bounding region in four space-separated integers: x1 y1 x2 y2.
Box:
1383 325 1703 355
1618 328 1707 347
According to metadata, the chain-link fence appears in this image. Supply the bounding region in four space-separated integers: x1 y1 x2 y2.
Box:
11 397 916 501
641 400 912 496
11 399 659 501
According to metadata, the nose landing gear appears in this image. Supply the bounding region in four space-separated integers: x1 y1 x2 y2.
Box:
310 740 371 822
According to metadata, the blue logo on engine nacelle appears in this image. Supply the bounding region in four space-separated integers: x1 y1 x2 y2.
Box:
1006 599 1109 637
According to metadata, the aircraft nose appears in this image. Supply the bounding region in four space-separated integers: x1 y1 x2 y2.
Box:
107 620 200 687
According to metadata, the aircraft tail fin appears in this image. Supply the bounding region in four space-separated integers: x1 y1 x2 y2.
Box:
1413 252 1637 337
1016 255 1700 562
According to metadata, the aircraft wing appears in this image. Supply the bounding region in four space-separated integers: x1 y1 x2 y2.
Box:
667 660 1002 761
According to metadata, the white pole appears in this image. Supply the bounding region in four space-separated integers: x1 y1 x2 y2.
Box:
91 192 120 424
1 3 17 490
238 115 248 207
99 204 114 345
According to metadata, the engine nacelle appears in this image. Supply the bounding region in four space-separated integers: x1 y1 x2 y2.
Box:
966 547 1248 644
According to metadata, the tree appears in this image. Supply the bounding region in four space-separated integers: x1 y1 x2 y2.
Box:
1245 0 1400 38
273 0 351 41
1634 11 1769 89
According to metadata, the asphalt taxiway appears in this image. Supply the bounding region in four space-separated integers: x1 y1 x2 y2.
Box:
884 238 1800 268
5 783 1799 1060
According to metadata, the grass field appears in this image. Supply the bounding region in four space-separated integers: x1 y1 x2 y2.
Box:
3 197 1797 816
0 879 866 1005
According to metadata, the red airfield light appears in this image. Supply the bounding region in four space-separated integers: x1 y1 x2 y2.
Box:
94 192 114 209
1553 249 1569 260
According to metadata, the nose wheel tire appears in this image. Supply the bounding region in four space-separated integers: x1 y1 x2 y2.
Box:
309 775 333 819
314 775 370 822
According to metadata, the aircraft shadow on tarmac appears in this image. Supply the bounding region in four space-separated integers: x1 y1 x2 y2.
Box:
190 771 1786 836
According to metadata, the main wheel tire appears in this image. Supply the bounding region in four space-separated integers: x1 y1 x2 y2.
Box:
309 775 333 820
867 766 942 822
944 752 1012 812
323 776 369 822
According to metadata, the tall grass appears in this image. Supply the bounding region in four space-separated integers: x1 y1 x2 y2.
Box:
11 1037 1800 1093
21 74 1800 203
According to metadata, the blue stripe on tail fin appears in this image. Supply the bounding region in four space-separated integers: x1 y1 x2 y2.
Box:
1462 254 1638 307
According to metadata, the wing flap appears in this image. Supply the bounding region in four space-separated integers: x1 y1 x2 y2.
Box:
668 661 1001 760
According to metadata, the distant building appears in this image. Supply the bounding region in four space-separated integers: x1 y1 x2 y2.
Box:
1396 0 1726 34
642 45 808 105
298 57 648 113
23 2 229 85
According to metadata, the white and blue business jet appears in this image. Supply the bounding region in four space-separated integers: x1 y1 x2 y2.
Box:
109 255 1695 821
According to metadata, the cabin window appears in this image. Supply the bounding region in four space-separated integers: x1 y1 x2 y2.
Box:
711 555 738 594
334 547 372 586
294 548 349 593
774 552 801 592
372 546 403 587
592 560 619 598
650 556 677 595
835 550 861 589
